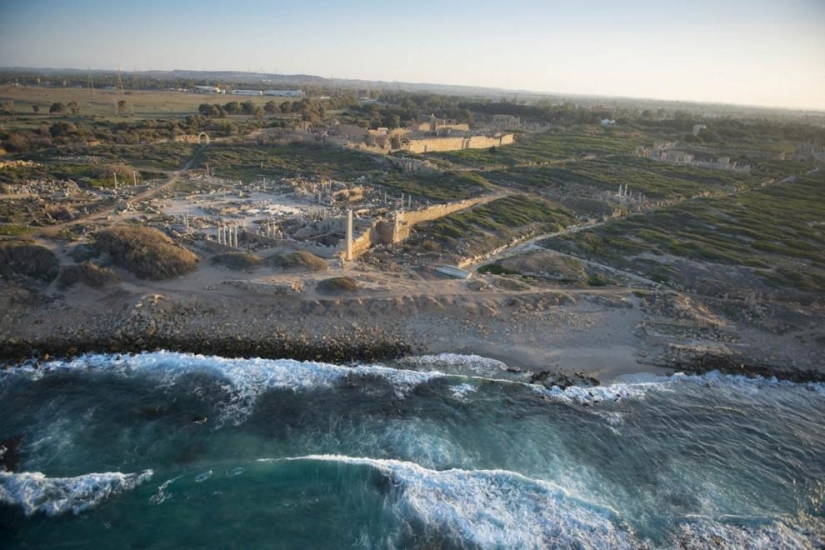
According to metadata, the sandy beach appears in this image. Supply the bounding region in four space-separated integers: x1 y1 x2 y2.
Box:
2 252 822 383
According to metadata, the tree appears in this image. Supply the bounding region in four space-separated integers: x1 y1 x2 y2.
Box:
68 101 80 116
264 101 278 115
49 102 66 114
390 135 401 150
253 107 264 119
240 101 256 115
382 113 401 129
31 105 40 114
224 101 241 115
116 99 129 116
49 121 77 138
279 102 292 114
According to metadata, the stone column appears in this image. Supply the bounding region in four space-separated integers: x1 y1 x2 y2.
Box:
346 209 353 261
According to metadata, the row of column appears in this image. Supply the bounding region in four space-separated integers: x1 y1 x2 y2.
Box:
217 225 240 247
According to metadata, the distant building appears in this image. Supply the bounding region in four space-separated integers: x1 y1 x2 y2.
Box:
600 119 616 126
693 124 707 136
231 89 263 96
263 90 305 98
193 85 223 94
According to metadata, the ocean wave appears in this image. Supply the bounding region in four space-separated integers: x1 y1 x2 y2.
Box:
9 352 445 425
283 455 635 549
265 455 821 549
671 517 823 550
0 469 153 517
671 370 825 397
449 383 477 401
531 381 659 405
399 353 516 377
4 354 823 424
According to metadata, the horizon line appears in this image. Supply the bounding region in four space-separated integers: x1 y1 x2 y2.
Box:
2 65 824 115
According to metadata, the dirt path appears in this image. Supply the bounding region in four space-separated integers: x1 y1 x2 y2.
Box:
34 146 204 235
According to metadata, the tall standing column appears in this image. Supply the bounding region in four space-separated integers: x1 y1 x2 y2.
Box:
346 209 353 261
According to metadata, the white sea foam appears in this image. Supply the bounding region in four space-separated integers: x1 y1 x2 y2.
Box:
401 353 515 377
672 370 825 397
449 383 477 401
12 352 445 424
288 455 634 549
0 469 152 517
4 354 823 426
276 455 821 549
672 517 822 550
531 381 659 405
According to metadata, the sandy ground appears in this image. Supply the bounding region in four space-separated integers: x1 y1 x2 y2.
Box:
3 250 822 383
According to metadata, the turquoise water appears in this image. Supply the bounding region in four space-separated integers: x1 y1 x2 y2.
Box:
1 352 823 548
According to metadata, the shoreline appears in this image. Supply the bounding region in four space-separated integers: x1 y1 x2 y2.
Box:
2 261 823 384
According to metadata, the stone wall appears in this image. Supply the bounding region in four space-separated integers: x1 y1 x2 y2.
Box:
334 195 499 261
392 195 499 241
406 134 514 154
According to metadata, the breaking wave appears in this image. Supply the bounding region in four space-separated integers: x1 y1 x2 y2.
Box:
0 469 153 517
279 454 636 549
4 353 824 423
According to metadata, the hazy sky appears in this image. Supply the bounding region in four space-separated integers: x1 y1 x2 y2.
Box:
1 0 823 110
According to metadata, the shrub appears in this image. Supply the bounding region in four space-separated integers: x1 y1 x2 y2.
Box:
211 252 262 270
93 225 197 280
478 263 520 276
0 243 60 282
57 261 120 290
316 277 359 294
266 251 327 272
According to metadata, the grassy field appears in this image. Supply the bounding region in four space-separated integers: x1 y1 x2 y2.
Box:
199 142 381 180
483 156 760 201
379 170 492 201
409 195 574 259
540 171 825 296
431 126 646 168
0 85 285 120
0 142 199 187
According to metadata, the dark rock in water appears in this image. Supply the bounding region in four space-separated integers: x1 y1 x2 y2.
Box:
530 370 575 389
574 371 601 387
661 351 825 384
191 415 208 425
530 370 553 384
530 369 601 390
0 435 26 472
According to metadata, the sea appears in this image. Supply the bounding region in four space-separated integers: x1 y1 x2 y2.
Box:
1 351 823 549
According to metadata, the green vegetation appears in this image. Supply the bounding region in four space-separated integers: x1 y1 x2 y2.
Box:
0 224 34 236
380 171 491 201
433 129 643 168
211 252 263 270
412 195 574 259
92 225 198 280
478 264 520 276
56 261 120 290
543 172 825 295
267 251 328 272
200 142 379 181
0 243 60 283
483 156 758 200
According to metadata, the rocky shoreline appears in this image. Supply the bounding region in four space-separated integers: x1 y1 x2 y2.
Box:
4 333 823 385
0 333 412 369
1 279 822 384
